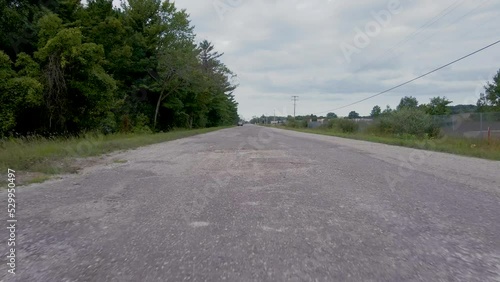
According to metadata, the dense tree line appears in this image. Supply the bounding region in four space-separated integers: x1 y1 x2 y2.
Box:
0 0 239 136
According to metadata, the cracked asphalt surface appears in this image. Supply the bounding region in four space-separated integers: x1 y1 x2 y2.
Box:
1 125 500 281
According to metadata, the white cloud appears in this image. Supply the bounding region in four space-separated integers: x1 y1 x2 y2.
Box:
172 0 499 118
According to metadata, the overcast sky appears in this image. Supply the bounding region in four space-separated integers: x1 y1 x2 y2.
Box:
165 0 499 119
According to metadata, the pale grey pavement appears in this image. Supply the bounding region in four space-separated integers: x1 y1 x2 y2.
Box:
1 125 500 281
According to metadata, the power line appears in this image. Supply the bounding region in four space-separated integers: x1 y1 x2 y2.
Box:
364 0 496 72
369 0 493 69
383 0 464 51
314 39 500 115
418 0 492 43
355 0 466 72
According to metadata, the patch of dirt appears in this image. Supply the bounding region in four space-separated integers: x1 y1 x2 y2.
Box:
14 155 120 187
69 156 113 172
16 172 50 186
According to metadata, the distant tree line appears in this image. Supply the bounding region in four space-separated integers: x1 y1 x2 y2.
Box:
0 0 239 137
327 69 500 120
266 69 500 138
367 69 500 118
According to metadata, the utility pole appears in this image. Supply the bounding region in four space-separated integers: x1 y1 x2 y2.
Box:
291 96 299 118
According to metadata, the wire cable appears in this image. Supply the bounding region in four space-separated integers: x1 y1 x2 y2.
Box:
354 0 466 72
375 0 493 66
371 0 494 71
417 0 493 43
314 39 500 115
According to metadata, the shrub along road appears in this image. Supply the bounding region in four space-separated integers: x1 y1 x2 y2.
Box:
1 125 499 281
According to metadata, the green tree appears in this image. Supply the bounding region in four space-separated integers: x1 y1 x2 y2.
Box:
370 105 381 118
0 0 239 136
382 105 393 115
151 46 197 129
372 108 440 138
0 0 48 60
197 40 238 127
397 96 418 110
326 112 337 118
477 69 500 112
0 51 44 136
35 15 117 132
425 96 452 115
449 104 477 114
0 51 18 133
120 0 200 130
348 111 360 119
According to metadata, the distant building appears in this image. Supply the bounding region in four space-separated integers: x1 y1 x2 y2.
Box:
307 118 326 124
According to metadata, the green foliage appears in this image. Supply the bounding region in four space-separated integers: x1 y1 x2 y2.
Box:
0 0 238 137
33 23 118 132
133 113 152 133
0 51 43 135
37 13 64 48
286 117 307 128
477 69 500 112
338 119 359 133
0 0 46 60
397 96 419 110
371 108 441 138
348 111 360 119
325 118 359 133
424 96 452 115
370 105 381 117
0 50 14 79
7 77 44 106
100 111 117 134
326 112 337 118
382 105 393 115
449 104 477 114
281 127 500 161
15 53 40 77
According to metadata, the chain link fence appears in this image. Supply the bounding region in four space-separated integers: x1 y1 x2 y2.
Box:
303 112 500 139
433 112 500 139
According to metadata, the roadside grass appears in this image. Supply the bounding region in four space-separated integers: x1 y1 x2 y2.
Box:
27 174 52 184
276 126 500 161
0 127 229 184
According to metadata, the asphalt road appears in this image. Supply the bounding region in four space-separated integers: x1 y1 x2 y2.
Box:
1 125 500 281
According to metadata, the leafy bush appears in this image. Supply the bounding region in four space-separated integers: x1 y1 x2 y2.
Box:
337 119 359 133
100 112 117 134
324 118 359 133
324 119 336 129
120 115 132 133
286 118 307 128
133 113 152 134
371 108 441 138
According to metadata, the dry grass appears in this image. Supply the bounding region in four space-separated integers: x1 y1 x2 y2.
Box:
280 126 500 161
0 127 228 186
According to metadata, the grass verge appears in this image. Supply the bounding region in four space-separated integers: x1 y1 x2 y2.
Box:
275 126 500 161
0 127 229 185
